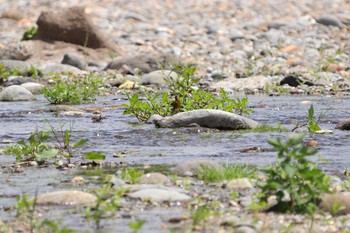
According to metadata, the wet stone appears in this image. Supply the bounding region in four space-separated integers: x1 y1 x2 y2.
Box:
0 85 36 101
36 190 97 206
127 188 191 202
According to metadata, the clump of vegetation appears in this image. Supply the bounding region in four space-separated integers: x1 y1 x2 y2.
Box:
48 123 88 164
123 64 253 121
129 219 146 232
258 133 331 214
22 27 37 41
4 124 90 165
43 74 103 104
84 183 126 229
197 164 257 183
4 130 59 163
119 168 144 184
292 105 322 133
0 64 42 81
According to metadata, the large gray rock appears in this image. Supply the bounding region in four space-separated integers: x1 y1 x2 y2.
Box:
141 70 179 86
173 160 223 176
20 82 45 94
210 76 271 92
105 54 163 74
61 53 87 70
316 15 343 27
39 63 82 74
0 85 36 101
153 109 259 130
36 190 97 206
128 188 190 202
0 59 31 72
139 172 169 185
35 7 113 49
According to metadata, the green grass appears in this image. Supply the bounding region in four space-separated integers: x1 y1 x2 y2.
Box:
196 164 257 183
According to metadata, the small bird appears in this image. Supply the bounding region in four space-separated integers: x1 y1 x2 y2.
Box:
171 95 182 114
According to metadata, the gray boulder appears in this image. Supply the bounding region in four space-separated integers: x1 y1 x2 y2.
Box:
0 59 31 72
61 53 87 70
0 85 36 101
141 70 179 86
139 172 169 185
20 82 45 94
153 109 259 130
36 7 113 49
316 15 343 27
39 63 82 74
105 54 163 74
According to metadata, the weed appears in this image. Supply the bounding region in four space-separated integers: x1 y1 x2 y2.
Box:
84 183 126 229
123 64 252 121
4 130 59 163
22 27 37 40
197 164 257 183
0 64 42 81
258 133 331 214
43 74 103 104
129 219 146 232
120 168 143 184
292 105 321 133
85 152 105 160
48 123 88 164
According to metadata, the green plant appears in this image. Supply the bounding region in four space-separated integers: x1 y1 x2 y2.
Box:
43 74 103 104
123 64 253 121
197 164 257 183
129 219 145 232
40 220 73 233
85 152 105 160
84 183 126 229
120 168 143 184
15 193 38 232
22 27 37 40
48 123 88 164
4 130 59 163
190 198 215 227
292 105 321 133
258 133 331 214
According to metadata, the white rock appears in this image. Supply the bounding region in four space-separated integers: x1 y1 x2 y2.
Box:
0 85 36 101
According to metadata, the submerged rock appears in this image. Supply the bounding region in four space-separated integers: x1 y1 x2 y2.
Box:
36 190 96 205
336 119 350 130
0 85 36 101
152 109 259 130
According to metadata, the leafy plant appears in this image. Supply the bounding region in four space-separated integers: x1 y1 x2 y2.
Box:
4 130 59 163
197 164 257 183
306 105 321 133
129 219 146 232
43 74 103 104
120 168 143 184
123 64 253 121
258 133 331 214
84 183 126 229
48 123 88 164
22 27 37 40
85 152 105 160
0 64 42 81
292 105 321 133
190 198 214 227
